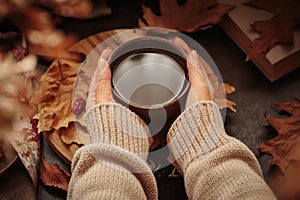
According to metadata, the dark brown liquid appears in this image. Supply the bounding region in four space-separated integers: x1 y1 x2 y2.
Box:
130 83 175 106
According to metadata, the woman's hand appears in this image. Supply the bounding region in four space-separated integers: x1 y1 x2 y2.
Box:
173 37 213 107
86 47 113 110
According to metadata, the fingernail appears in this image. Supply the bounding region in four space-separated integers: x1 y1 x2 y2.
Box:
172 36 180 42
190 50 198 59
100 47 113 61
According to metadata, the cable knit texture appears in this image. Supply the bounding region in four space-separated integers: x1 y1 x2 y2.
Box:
68 101 276 200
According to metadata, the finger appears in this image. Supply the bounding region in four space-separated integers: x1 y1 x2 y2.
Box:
173 36 192 55
188 50 215 98
100 47 113 61
187 50 211 101
95 48 113 103
97 47 113 75
96 66 113 103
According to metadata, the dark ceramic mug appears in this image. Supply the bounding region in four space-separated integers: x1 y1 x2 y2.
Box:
108 37 190 148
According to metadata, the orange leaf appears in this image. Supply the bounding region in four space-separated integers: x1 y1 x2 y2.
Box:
31 59 81 132
224 83 236 95
262 98 300 199
215 83 237 112
261 98 300 172
139 0 234 32
39 159 71 191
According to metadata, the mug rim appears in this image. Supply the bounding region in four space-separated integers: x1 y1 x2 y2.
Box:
108 37 190 109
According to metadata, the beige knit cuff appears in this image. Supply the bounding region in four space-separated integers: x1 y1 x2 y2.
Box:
85 102 152 160
167 101 230 174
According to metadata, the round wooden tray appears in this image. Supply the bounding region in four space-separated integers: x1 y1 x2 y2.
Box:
45 28 185 167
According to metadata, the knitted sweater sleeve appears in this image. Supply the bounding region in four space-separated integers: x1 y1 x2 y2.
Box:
67 102 158 200
167 101 277 199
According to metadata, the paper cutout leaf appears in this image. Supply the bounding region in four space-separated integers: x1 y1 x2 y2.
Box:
31 59 81 132
39 159 71 191
261 98 300 173
139 0 234 32
245 0 300 60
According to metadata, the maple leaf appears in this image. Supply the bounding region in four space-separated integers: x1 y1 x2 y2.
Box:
139 0 234 32
39 159 71 191
261 98 300 173
31 59 81 132
245 0 300 60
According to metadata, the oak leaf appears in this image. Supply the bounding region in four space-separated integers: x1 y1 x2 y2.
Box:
262 98 300 199
31 59 81 132
39 159 71 191
245 0 300 60
139 0 234 32
261 98 300 172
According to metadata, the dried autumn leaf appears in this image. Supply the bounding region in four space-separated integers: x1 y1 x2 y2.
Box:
226 99 237 113
214 83 237 112
139 0 234 32
31 59 81 132
60 122 83 146
244 0 300 60
224 83 236 94
40 0 93 19
224 83 237 112
7 5 81 61
39 159 71 191
262 98 300 200
261 98 300 173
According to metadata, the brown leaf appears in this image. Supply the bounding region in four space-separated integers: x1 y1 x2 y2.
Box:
215 83 237 112
39 0 93 19
226 99 237 113
224 83 236 94
31 59 81 132
261 98 300 173
139 0 234 32
262 98 300 199
60 122 83 146
39 159 71 191
245 0 300 60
